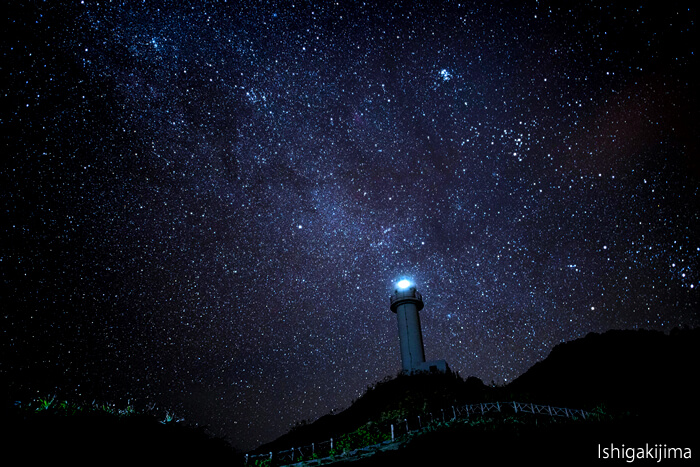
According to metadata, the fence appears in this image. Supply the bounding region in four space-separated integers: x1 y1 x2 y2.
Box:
245 401 601 466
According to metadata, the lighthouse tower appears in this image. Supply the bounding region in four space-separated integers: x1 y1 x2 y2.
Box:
390 280 448 374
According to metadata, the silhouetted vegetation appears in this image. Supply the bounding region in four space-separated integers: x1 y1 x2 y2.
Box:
350 408 697 466
5 328 697 465
255 369 498 455
4 396 243 465
254 327 699 465
507 327 700 416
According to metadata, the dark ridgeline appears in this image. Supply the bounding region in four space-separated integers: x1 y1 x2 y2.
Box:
506 327 700 413
3 407 244 465
253 327 700 466
4 328 697 465
254 370 492 454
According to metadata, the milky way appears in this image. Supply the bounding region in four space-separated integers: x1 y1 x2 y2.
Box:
3 1 698 450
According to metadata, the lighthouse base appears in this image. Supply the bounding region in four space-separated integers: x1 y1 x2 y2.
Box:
404 359 449 375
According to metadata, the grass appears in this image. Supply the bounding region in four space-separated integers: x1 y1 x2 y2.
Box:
18 394 182 423
247 402 607 466
6 395 242 465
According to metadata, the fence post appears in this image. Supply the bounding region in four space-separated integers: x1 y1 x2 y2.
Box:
331 438 333 451
513 401 518 414
312 442 315 455
496 401 500 412
418 415 422 429
452 406 456 420
405 418 409 433
391 424 394 441
441 409 445 423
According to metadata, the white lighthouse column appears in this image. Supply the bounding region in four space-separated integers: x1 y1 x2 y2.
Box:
390 281 426 373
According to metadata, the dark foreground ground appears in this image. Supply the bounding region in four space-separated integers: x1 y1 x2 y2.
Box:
3 408 244 465
5 407 695 466
6 329 697 465
349 410 697 466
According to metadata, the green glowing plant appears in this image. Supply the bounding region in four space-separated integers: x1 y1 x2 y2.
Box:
35 395 56 412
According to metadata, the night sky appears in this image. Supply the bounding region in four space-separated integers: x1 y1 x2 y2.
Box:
3 0 698 451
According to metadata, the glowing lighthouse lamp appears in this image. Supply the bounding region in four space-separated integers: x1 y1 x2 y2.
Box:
390 279 448 374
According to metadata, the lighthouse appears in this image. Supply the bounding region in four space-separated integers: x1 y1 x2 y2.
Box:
390 280 448 374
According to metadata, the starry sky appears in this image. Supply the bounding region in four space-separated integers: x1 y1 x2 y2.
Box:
3 0 698 451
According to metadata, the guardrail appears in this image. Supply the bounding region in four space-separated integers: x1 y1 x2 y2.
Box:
245 401 602 466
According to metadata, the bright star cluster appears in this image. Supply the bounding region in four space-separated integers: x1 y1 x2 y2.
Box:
3 0 698 450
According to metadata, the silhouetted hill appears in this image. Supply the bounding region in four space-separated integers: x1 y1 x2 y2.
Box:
254 371 496 454
4 406 243 465
254 328 699 465
350 407 697 466
7 329 697 465
507 327 700 414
